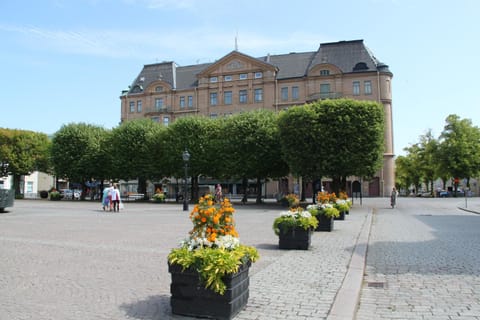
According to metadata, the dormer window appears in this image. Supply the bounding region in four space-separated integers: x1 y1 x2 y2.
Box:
320 69 330 76
210 76 218 83
353 62 369 71
155 86 164 92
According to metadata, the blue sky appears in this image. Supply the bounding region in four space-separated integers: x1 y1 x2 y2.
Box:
1 0 478 156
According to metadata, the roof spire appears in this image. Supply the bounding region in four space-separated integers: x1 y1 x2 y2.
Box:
235 30 238 51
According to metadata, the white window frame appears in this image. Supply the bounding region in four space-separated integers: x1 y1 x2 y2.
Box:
364 80 372 95
254 88 263 102
353 81 360 96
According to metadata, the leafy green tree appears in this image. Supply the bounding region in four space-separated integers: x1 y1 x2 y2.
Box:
438 114 480 195
222 110 289 203
51 123 109 198
160 116 220 202
108 119 163 197
278 104 325 201
396 145 423 195
416 130 440 195
314 99 385 194
0 128 51 195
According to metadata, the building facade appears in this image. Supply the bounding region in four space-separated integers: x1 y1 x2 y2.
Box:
120 39 394 197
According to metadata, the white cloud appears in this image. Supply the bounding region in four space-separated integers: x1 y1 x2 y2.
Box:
0 23 330 64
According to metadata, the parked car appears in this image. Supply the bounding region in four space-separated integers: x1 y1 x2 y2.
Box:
439 189 465 197
60 189 81 200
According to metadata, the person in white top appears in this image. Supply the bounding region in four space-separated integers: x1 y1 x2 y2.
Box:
110 184 121 212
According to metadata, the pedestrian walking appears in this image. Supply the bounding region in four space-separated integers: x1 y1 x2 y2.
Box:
390 187 398 208
215 184 223 203
102 186 111 211
110 184 121 212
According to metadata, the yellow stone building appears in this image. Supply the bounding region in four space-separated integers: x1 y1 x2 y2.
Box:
120 39 394 197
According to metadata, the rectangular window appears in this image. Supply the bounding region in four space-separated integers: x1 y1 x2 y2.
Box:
224 91 232 105
137 100 142 112
26 181 33 193
179 96 185 108
254 72 263 79
163 117 169 126
210 76 218 83
239 89 248 104
281 87 288 101
254 88 263 102
239 73 248 80
188 96 193 108
155 98 164 111
353 81 360 95
320 83 330 93
320 84 331 99
224 75 232 82
129 101 135 113
320 69 330 76
210 92 218 106
292 86 299 100
151 117 160 123
210 113 218 118
364 80 372 95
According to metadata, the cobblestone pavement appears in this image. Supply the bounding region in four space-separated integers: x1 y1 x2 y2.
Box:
0 199 370 320
356 197 480 320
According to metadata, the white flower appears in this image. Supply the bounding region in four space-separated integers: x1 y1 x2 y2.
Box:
299 211 312 218
215 235 240 249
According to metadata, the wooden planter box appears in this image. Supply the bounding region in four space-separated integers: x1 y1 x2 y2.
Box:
169 261 251 320
315 215 334 232
278 226 312 250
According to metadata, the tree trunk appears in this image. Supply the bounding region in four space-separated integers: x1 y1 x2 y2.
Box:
255 177 262 204
13 173 21 195
192 176 199 203
241 177 248 204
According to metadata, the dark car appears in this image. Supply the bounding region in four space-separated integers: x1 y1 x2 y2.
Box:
439 189 465 197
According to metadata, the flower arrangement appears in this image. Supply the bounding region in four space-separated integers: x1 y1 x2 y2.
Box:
334 199 351 213
307 203 340 219
280 193 300 207
152 192 166 202
317 191 337 204
273 207 318 235
168 194 259 295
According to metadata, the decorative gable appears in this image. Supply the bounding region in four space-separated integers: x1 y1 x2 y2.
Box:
197 51 277 81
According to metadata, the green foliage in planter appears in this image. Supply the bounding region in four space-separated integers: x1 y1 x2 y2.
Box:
152 193 166 202
273 208 318 235
307 204 340 218
334 201 350 213
49 191 61 200
168 245 259 295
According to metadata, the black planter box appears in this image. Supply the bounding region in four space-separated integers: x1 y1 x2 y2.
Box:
315 215 334 232
278 226 312 250
169 261 251 320
334 211 346 221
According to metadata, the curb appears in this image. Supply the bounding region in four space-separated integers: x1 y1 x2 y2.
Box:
326 207 374 320
457 206 480 215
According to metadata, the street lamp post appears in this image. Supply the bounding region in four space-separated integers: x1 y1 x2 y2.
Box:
182 150 190 211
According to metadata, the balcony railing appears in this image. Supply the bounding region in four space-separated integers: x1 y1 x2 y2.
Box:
307 92 343 101
144 106 172 114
